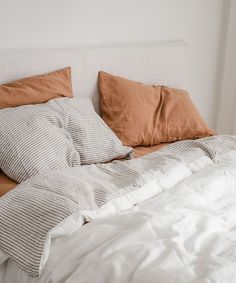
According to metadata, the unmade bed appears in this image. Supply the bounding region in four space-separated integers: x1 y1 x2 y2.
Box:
0 43 235 283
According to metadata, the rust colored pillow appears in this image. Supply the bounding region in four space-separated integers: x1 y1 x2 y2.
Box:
0 67 73 109
98 71 214 147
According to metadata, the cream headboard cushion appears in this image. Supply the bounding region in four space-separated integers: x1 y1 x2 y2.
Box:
0 41 188 113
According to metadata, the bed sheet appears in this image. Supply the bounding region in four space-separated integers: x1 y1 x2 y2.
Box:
1 144 236 283
0 171 17 197
1 136 236 283
0 144 169 197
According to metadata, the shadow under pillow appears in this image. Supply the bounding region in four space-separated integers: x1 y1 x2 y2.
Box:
98 71 214 147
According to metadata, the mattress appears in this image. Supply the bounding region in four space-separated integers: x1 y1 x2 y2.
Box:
0 144 169 197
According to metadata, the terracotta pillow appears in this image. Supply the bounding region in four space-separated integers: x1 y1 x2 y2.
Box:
0 67 73 109
98 71 214 147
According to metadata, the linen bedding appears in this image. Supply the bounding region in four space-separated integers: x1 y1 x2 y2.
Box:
1 135 236 283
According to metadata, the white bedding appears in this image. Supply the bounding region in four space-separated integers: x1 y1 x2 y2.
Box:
1 140 236 283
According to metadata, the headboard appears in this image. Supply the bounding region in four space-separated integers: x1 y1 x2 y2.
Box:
0 41 189 113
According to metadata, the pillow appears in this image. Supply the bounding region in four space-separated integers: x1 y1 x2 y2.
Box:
50 98 133 164
0 102 81 183
0 67 73 109
98 71 214 147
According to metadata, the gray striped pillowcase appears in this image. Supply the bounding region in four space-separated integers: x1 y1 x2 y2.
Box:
0 98 133 182
0 102 81 183
49 98 133 165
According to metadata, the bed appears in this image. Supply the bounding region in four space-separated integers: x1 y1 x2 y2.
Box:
1 42 236 283
0 42 187 197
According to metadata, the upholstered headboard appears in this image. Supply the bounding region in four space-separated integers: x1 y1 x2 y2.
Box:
0 41 189 113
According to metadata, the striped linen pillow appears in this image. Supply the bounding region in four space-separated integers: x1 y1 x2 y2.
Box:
0 102 81 183
50 98 133 164
0 98 133 183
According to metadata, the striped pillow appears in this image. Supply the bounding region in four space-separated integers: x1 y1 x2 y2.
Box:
50 98 133 164
0 103 81 183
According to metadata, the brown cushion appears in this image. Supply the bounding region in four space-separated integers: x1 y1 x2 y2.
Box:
0 67 73 109
98 71 214 147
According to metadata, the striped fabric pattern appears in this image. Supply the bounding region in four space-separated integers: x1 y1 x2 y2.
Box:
50 98 133 164
0 135 236 278
159 135 236 159
0 102 81 183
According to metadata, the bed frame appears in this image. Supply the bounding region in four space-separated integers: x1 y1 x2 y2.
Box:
0 41 188 113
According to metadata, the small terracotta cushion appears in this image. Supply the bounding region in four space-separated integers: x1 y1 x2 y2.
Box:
98 71 214 147
0 67 73 109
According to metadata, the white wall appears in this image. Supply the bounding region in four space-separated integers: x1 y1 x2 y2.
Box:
0 0 227 129
217 0 236 134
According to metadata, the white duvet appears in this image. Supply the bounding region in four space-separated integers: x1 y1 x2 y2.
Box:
1 147 236 283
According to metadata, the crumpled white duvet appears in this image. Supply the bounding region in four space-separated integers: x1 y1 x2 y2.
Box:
1 151 236 283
